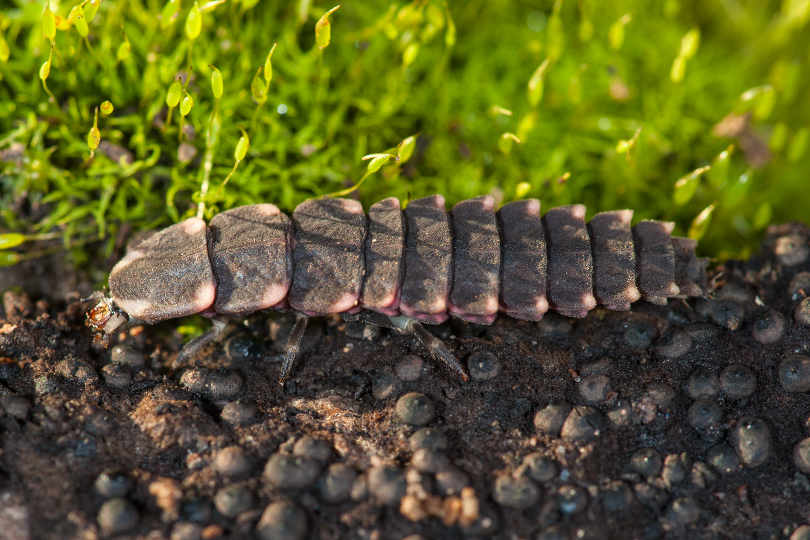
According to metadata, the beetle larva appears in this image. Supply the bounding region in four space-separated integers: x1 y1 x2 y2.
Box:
87 195 709 381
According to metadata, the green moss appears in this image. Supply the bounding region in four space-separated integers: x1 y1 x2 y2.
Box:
1 0 809 275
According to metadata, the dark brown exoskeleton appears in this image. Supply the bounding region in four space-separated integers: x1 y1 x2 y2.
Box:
87 195 709 382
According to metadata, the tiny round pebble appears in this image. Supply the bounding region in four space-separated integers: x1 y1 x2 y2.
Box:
731 416 772 468
687 399 724 430
791 526 810 540
95 470 131 498
214 485 253 518
686 368 720 399
224 334 262 363
751 311 787 344
435 467 469 496
293 436 333 463
656 331 692 359
633 483 669 512
560 406 603 444
708 300 745 331
220 401 257 425
629 447 663 478
706 444 740 476
0 395 30 420
214 446 252 477
600 481 634 513
263 453 321 489
623 320 657 349
411 448 450 473
179 368 208 394
394 355 425 382
97 498 139 535
578 374 612 404
793 438 810 474
409 428 448 452
467 351 501 381
395 392 435 426
492 475 539 509
171 522 203 540
788 272 810 299
180 498 212 523
319 463 357 504
367 465 407 505
775 234 810 266
205 370 242 400
56 358 97 383
111 344 145 369
668 497 701 526
101 364 131 389
719 365 756 399
779 355 810 393
534 401 572 437
371 367 402 400
521 453 557 483
256 501 307 540
557 484 588 515
796 299 810 327
684 322 718 342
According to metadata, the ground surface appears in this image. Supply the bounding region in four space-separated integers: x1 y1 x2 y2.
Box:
2 223 810 540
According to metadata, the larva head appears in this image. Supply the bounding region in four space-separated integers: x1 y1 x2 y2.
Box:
85 293 128 347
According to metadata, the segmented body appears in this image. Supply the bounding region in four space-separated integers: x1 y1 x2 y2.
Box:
102 195 709 327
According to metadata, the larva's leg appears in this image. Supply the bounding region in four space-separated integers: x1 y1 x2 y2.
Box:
389 316 469 382
172 317 228 369
279 313 309 385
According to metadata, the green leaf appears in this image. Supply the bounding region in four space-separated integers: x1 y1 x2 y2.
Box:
673 165 710 205
527 58 550 107
0 233 26 249
688 203 715 241
316 5 340 49
42 4 57 40
166 80 182 107
186 2 202 40
210 65 223 98
0 251 20 267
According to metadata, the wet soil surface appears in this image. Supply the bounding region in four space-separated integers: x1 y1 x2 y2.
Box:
2 223 810 540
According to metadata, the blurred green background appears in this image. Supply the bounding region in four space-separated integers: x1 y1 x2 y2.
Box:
1 0 809 280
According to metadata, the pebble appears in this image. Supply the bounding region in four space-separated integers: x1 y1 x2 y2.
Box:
556 484 588 515
607 400 633 427
395 393 435 426
731 416 772 468
687 399 724 430
629 447 663 478
55 358 98 383
97 498 139 535
435 467 469 496
224 334 262 363
0 395 30 420
263 454 321 489
719 365 756 399
599 481 634 513
716 283 754 303
645 383 676 410
534 401 572 437
95 470 131 498
788 272 810 299
367 465 407 505
492 475 539 509
171 522 203 540
214 446 252 478
409 428 448 452
220 401 257 425
394 355 426 381
319 463 357 504
214 485 254 518
180 498 212 523
706 444 740 475
751 310 787 344
707 300 745 330
520 452 557 483
623 320 657 349
580 357 614 376
684 322 718 342
466 351 501 381
371 367 402 400
578 374 612 404
633 483 668 512
779 355 810 393
111 344 145 369
101 364 131 389
256 501 307 540
560 406 603 444
344 321 378 340
661 454 689 485
775 233 809 266
179 368 207 394
796 299 810 327
656 331 692 359
293 436 333 463
411 448 450 473
793 438 810 474
538 314 573 337
205 370 243 400
667 497 701 526
792 526 810 540
686 368 720 399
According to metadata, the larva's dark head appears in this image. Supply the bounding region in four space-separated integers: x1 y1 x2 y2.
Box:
85 293 128 347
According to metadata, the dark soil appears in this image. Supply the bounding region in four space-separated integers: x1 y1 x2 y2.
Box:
2 223 810 540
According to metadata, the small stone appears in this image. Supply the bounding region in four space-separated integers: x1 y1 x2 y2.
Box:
661 454 689 485
56 358 98 383
256 501 307 540
101 364 131 389
224 334 262 363
367 465 406 505
221 401 257 425
171 522 203 540
793 438 810 474
371 367 402 400
623 320 657 349
466 351 501 381
411 448 450 473
534 401 572 437
779 355 810 393
344 321 378 340
214 446 252 478
492 475 539 509
716 283 754 303
788 272 810 299
791 525 810 540
394 393 435 426
578 374 612 404
409 428 448 452
580 357 614 376
319 463 357 504
731 416 772 468
686 368 720 400
180 498 212 524
214 485 253 518
394 355 425 382
95 470 131 498
97 498 139 535
796 299 810 327
520 452 557 483
656 331 692 359
0 395 30 420
667 497 701 526
645 383 676 410
634 483 669 512
690 461 718 489
293 436 333 463
607 400 633 427
560 406 603 444
719 365 756 399
111 344 145 369
775 234 809 266
707 300 745 330
629 447 663 478
687 399 724 430
435 467 469 496
599 481 634 513
751 311 787 344
538 313 573 337
205 370 242 400
684 322 718 342
556 484 588 515
179 368 208 394
706 444 740 476
263 454 321 489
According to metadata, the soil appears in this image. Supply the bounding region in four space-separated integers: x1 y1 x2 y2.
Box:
1 223 810 540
